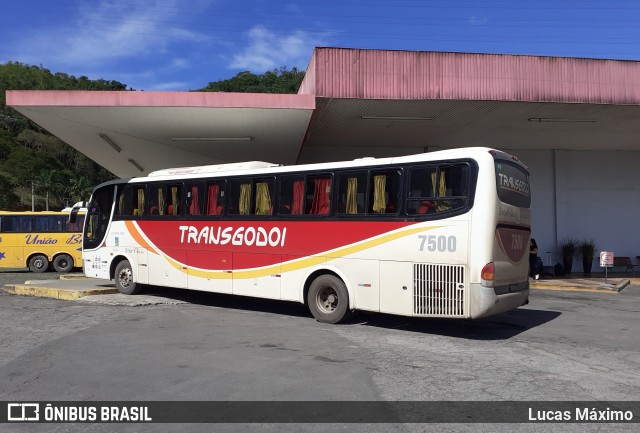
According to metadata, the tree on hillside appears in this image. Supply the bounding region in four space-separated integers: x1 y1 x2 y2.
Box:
39 169 67 211
0 62 125 210
0 173 19 209
0 62 305 210
66 176 94 203
198 67 305 94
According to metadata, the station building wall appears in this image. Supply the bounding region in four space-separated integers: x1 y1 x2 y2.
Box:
511 148 640 272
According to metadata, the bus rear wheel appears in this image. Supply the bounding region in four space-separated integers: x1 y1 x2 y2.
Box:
308 274 351 324
53 254 74 273
28 254 49 273
114 260 141 295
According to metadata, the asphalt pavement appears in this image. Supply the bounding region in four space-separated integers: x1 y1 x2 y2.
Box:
1 269 639 433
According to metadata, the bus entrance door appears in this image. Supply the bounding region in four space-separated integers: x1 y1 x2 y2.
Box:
136 247 148 284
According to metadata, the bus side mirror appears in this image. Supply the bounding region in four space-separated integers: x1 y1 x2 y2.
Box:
68 208 78 224
67 201 86 224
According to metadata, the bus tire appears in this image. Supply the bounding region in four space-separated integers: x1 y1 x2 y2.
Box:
53 254 74 273
114 260 141 295
28 254 49 273
308 274 351 324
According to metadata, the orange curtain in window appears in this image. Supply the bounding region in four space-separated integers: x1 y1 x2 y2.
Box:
292 179 304 214
346 177 358 214
239 183 251 215
255 182 272 215
373 175 386 213
207 184 220 215
311 178 331 215
190 186 200 215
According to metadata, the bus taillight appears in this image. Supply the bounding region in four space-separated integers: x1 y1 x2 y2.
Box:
481 262 495 288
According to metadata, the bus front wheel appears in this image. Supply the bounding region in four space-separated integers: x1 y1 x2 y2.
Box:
28 254 49 273
308 274 351 324
114 260 141 295
53 254 74 273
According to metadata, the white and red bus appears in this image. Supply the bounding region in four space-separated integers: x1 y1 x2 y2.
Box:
71 147 531 323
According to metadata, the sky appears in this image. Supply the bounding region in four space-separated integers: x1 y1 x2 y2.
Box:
2 0 640 91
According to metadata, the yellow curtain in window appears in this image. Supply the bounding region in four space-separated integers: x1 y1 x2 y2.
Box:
118 193 124 215
171 186 178 215
87 215 95 238
431 171 437 197
346 177 358 214
239 183 251 215
137 189 144 215
437 170 451 212
157 189 165 215
373 175 386 213
255 182 271 215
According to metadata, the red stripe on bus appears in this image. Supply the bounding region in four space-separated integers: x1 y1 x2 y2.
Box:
135 220 413 270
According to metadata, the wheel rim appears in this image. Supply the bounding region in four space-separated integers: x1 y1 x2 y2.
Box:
316 286 339 313
59 258 69 268
118 267 133 289
33 258 45 269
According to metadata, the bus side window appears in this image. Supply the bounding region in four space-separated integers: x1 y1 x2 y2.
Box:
406 166 437 215
66 214 84 231
437 164 469 211
149 185 166 216
228 180 252 216
205 181 225 216
35 215 60 232
116 186 133 216
133 186 146 216
254 179 274 216
308 175 332 215
18 216 33 232
279 176 305 215
368 170 401 214
186 183 205 216
168 185 182 216
337 171 366 215
406 164 469 216
2 216 17 232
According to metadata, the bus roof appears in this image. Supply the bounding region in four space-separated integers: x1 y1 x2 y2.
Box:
102 147 526 186
148 161 279 177
0 210 87 214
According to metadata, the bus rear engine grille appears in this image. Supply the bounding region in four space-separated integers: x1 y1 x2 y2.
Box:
413 264 465 317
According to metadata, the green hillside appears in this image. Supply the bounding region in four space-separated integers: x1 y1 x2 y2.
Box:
0 63 304 211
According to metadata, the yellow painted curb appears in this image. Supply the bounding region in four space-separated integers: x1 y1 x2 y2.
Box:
59 275 92 280
3 284 118 300
531 285 620 294
530 280 629 293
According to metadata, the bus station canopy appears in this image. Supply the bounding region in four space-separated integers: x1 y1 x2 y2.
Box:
8 47 640 177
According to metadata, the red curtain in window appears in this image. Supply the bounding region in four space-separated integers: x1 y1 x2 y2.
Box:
291 179 304 214
206 184 220 215
310 178 331 215
190 186 201 215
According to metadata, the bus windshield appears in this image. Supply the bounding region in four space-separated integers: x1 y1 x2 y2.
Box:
83 184 116 250
495 160 531 208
